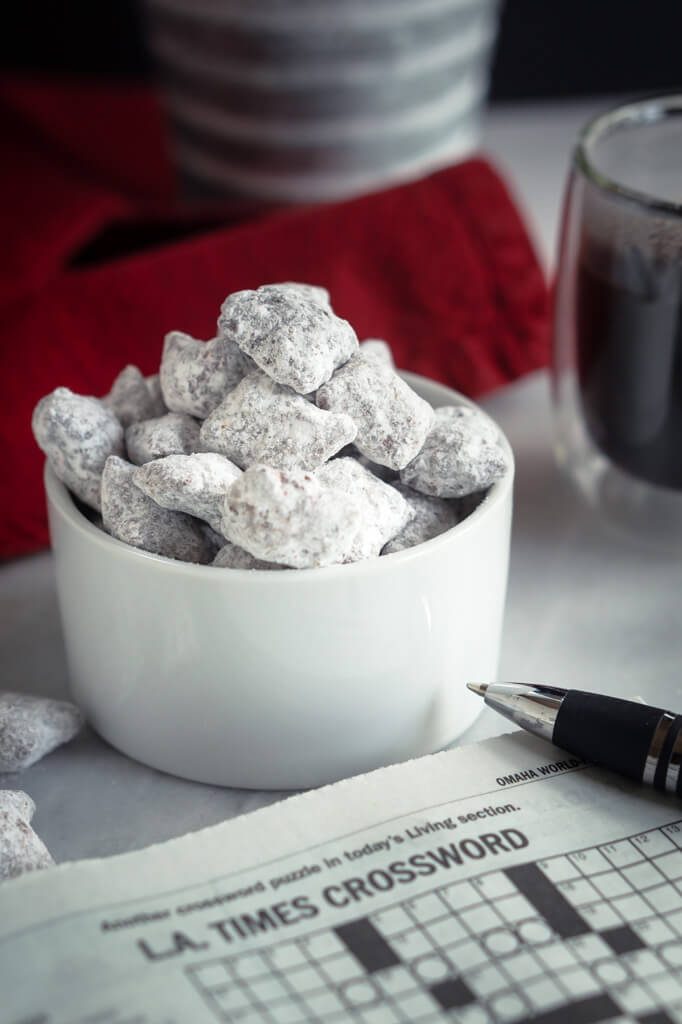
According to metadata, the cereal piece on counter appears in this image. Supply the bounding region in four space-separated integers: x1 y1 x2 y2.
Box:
160 331 245 418
102 456 213 563
316 458 412 561
103 365 159 428
382 483 460 554
32 387 124 511
360 338 394 366
212 541 287 571
0 692 83 772
0 806 54 881
0 791 35 821
145 374 168 417
401 405 508 498
221 464 365 569
132 453 242 534
1 792 53 879
125 412 200 466
200 370 357 471
316 351 433 470
218 284 358 394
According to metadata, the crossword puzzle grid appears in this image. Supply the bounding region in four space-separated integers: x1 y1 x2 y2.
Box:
187 820 682 1024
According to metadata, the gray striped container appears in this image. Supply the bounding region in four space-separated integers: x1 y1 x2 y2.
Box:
143 0 501 202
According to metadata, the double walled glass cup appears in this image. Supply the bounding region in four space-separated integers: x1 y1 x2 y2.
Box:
553 96 682 545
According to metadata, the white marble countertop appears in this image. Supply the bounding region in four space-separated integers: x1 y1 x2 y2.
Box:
5 98 680 867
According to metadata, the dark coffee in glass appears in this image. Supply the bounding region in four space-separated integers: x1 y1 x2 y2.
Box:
577 240 682 489
553 96 682 542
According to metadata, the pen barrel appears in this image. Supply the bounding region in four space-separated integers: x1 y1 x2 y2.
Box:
553 691 679 788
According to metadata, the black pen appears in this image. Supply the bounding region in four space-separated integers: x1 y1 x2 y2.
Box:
467 682 682 794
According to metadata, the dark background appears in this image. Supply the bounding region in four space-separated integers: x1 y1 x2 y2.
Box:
1 0 681 100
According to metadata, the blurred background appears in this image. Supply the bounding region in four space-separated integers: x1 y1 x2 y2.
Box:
4 0 682 234
4 1 681 98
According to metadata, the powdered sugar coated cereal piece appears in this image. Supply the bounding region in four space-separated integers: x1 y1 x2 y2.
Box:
145 374 167 417
125 412 200 466
221 464 364 569
0 791 35 822
382 483 460 554
218 284 358 394
32 387 124 510
102 456 213 562
316 351 433 470
360 338 394 366
0 691 83 772
277 281 331 308
103 364 159 428
160 331 245 418
316 458 412 561
212 541 287 571
401 405 508 498
0 808 54 881
200 370 356 471
133 453 242 534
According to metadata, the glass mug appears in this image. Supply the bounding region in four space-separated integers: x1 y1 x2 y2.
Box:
553 96 682 544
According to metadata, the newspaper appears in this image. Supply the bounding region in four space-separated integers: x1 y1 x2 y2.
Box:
3 730 682 1024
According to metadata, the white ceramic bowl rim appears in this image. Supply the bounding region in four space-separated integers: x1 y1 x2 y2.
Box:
45 373 514 583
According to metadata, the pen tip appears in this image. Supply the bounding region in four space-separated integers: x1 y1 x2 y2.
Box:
466 682 488 696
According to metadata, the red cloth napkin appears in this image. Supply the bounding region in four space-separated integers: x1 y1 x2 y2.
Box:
0 78 549 561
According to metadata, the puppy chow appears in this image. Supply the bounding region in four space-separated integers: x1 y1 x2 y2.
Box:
32 282 510 568
220 464 366 569
160 331 245 419
0 805 54 881
103 364 159 427
125 412 200 466
102 456 213 563
277 281 331 308
133 453 242 534
316 351 433 470
0 691 83 772
359 338 394 366
315 458 412 561
32 387 124 510
382 483 460 554
218 284 357 394
200 370 356 471
0 790 35 821
145 373 168 417
400 405 508 498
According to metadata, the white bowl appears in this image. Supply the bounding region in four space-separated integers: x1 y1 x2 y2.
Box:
45 373 513 789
